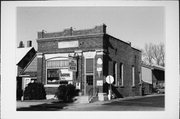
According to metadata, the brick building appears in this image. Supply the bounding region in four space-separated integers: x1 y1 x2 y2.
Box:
36 24 142 100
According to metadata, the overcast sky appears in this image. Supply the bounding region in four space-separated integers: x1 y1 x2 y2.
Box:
17 7 164 50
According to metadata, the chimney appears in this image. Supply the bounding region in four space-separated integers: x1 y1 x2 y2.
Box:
94 24 107 34
102 24 106 34
27 40 32 47
18 41 24 48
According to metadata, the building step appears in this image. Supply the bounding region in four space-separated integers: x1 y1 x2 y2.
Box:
74 96 89 104
89 96 98 103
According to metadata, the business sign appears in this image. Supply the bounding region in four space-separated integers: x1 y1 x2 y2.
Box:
97 67 102 72
97 80 103 86
97 58 102 71
60 69 72 81
58 41 79 49
106 75 114 84
97 58 103 77
97 58 103 65
68 58 77 72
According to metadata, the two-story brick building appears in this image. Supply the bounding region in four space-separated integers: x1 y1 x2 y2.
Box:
36 24 142 100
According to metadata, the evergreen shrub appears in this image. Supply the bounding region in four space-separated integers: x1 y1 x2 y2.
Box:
55 84 76 102
24 82 46 100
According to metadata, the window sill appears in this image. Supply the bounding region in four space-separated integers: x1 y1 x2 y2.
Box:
44 85 60 87
113 85 124 88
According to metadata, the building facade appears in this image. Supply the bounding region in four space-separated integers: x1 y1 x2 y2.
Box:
36 24 142 99
16 47 37 100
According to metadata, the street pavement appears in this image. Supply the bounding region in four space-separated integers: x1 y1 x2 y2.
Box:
17 94 164 111
64 94 164 111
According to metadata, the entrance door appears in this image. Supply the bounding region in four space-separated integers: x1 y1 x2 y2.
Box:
86 75 94 96
84 58 94 96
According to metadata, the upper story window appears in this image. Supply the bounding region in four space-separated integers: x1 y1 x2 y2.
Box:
119 63 124 86
113 62 118 86
132 66 135 87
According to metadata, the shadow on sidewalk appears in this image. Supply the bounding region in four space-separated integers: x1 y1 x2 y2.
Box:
103 95 165 108
17 101 70 111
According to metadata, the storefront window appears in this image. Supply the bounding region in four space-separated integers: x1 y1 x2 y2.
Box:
47 69 60 84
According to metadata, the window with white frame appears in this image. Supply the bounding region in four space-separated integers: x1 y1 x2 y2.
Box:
113 62 118 86
85 58 94 86
119 63 124 86
47 68 60 84
86 58 94 73
132 66 135 87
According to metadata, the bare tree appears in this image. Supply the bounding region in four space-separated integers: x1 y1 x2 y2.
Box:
142 43 154 65
159 43 165 66
142 43 165 67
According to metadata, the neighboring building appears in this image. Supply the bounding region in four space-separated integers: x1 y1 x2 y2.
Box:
141 64 153 95
141 64 165 95
152 65 165 89
16 43 37 100
36 24 142 100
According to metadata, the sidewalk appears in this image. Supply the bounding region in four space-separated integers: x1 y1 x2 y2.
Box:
16 99 57 108
17 94 164 110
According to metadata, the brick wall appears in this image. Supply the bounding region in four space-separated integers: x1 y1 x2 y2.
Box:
103 34 142 97
45 87 58 95
37 35 103 53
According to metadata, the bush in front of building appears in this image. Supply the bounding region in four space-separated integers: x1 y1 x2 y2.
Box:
55 84 76 102
24 82 46 100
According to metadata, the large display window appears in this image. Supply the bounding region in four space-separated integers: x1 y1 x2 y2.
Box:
46 59 74 85
47 69 60 84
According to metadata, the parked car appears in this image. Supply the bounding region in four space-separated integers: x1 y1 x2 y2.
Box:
156 87 165 94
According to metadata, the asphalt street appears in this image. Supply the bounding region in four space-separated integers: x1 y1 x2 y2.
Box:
64 95 164 111
17 94 164 111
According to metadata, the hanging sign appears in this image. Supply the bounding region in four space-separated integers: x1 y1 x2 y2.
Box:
68 58 77 72
97 58 103 65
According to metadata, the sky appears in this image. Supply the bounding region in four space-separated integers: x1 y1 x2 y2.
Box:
17 7 165 50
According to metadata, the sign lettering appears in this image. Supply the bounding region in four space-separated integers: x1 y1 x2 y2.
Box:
68 58 77 72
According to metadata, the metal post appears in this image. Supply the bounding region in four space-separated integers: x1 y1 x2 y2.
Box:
108 76 111 100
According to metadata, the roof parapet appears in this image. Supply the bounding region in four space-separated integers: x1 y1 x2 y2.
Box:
37 24 106 39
